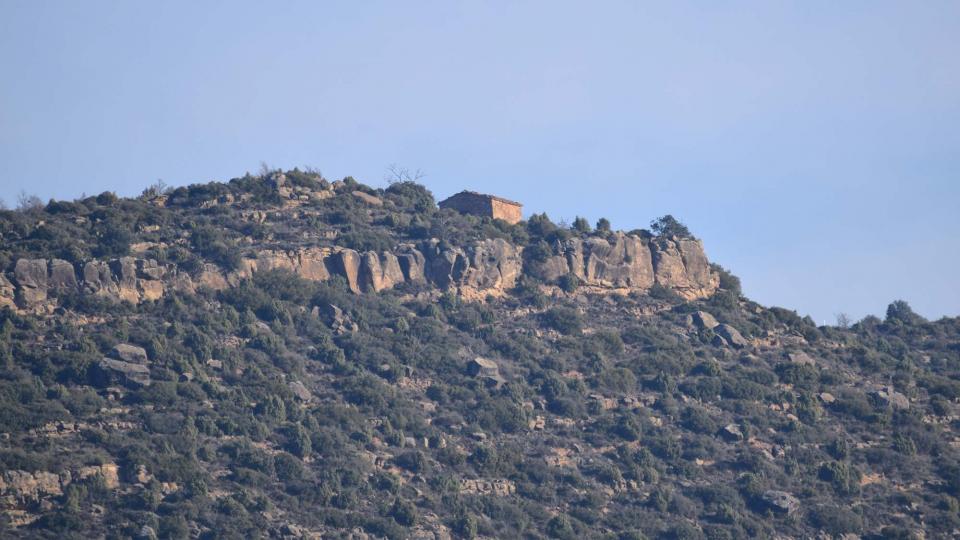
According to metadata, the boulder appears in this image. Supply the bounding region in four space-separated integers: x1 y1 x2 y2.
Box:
869 386 910 410
98 358 151 387
761 490 800 516
289 381 313 402
314 303 357 335
467 357 505 387
467 357 500 378
787 351 816 366
690 311 719 330
719 423 744 442
111 344 148 364
714 324 749 349
352 190 384 206
14 259 49 306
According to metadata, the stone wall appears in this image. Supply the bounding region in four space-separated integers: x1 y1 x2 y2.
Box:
438 192 523 224
490 198 523 224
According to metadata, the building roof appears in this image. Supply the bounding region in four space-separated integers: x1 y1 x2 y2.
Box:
442 190 522 208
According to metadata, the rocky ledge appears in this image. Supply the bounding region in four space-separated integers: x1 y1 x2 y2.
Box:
1 233 718 311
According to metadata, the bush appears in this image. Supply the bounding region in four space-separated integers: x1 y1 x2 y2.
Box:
808 505 863 535
558 273 580 294
541 307 583 335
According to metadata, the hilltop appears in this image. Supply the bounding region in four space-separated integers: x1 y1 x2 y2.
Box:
0 170 958 539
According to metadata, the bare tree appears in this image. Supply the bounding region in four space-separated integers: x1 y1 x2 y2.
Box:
141 179 172 199
0 198 6 210
835 313 851 329
258 161 276 177
17 190 43 211
385 164 425 185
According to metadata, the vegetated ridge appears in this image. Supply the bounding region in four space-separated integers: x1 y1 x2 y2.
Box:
0 169 957 539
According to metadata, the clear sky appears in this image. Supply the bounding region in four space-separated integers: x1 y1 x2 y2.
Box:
1 1 958 324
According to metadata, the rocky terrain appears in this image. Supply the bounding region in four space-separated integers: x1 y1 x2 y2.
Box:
2 228 717 311
0 170 958 539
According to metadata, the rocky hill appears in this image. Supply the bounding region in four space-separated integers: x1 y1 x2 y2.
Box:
0 170 958 539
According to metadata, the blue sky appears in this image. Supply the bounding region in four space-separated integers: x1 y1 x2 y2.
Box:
1 1 958 323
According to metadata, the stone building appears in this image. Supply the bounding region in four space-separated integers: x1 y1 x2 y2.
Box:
438 191 522 224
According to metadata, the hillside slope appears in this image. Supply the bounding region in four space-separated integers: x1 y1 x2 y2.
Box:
0 171 958 539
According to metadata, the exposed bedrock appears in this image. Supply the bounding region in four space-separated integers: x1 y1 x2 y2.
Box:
531 233 718 300
2 234 718 310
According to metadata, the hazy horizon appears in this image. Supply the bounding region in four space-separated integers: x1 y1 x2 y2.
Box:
2 1 958 324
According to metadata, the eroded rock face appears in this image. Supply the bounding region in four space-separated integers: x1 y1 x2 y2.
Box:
358 252 405 292
4 233 720 310
0 470 64 503
330 250 362 293
48 259 78 292
421 239 523 291
532 233 717 299
677 239 717 297
83 260 119 297
239 248 333 283
14 259 48 306
396 247 426 283
459 238 523 290
0 464 120 513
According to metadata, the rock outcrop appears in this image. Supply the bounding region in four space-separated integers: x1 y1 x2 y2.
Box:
98 358 151 387
111 344 148 364
714 324 749 348
1 233 720 311
0 273 16 309
761 490 800 516
14 259 49 306
869 386 910 410
689 311 720 330
423 238 523 292
532 233 718 299
0 464 120 523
